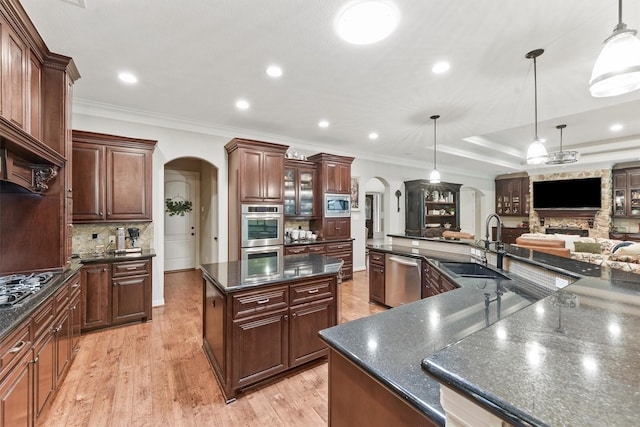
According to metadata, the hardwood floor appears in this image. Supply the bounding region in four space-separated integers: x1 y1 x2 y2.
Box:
38 269 386 426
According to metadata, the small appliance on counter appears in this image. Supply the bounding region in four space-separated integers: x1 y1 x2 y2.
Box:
127 228 142 252
114 227 142 253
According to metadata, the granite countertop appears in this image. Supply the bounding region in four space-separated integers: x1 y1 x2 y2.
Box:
76 248 156 263
319 282 546 426
201 253 343 294
0 263 82 341
422 276 640 426
284 237 353 247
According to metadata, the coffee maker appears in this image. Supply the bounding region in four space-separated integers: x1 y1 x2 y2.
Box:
127 228 141 252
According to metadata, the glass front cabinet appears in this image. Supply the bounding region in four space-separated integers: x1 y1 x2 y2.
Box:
284 159 316 218
613 168 640 218
404 180 461 238
495 175 530 217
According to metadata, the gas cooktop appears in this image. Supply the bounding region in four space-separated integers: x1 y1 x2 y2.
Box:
0 272 56 307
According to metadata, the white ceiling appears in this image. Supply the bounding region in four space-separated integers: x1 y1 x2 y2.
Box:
21 0 640 178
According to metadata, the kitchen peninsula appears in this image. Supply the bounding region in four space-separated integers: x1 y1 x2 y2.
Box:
201 253 343 402
320 236 640 426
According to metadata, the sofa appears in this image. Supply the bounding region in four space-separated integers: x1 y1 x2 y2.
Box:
516 233 640 275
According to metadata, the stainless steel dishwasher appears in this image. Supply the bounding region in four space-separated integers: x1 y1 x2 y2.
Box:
384 253 422 307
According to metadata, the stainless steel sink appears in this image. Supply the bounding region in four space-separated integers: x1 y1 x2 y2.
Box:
439 262 510 280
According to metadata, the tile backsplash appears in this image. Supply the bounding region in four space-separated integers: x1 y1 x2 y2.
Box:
73 223 154 254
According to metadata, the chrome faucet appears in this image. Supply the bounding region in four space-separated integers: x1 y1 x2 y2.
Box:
484 213 505 270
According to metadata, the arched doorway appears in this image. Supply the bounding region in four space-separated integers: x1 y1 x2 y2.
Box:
164 157 219 272
364 177 388 242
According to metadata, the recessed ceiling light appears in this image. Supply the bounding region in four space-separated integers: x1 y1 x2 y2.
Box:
318 120 330 128
432 61 450 74
118 72 138 84
235 99 250 110
266 65 283 78
369 132 379 140
335 0 400 45
610 123 623 131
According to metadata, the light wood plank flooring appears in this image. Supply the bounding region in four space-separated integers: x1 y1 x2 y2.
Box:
38 269 385 426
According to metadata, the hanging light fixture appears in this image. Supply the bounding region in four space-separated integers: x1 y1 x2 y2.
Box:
546 124 579 164
429 115 441 183
525 49 548 165
590 0 640 97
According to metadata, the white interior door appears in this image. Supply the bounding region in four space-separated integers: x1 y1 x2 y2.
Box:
164 170 199 271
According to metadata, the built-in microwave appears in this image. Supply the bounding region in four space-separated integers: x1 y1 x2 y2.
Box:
324 194 351 217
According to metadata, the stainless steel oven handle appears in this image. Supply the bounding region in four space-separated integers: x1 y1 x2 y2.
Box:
243 215 282 220
243 246 282 253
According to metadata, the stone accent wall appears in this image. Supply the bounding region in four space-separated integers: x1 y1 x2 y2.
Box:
529 169 611 239
73 223 154 254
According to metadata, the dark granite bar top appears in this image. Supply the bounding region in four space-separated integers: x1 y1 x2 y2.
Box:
201 253 343 294
76 248 156 263
0 263 82 341
284 237 353 247
422 276 640 426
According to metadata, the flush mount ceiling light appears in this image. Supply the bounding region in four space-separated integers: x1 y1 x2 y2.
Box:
590 0 640 97
546 124 579 164
118 71 138 84
235 99 250 110
266 65 283 78
368 132 379 140
429 115 441 184
318 120 330 128
525 49 548 165
335 0 400 45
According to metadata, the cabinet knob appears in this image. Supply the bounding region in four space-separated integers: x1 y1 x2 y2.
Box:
99 212 103 216
107 211 112 215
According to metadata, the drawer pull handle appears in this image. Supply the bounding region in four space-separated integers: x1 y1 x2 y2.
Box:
308 289 319 294
9 340 26 353
71 283 80 288
126 267 137 270
256 298 270 304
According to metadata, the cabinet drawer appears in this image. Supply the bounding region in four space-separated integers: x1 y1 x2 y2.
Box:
232 287 289 319
285 246 308 255
308 244 326 254
326 242 352 252
31 298 55 339
369 251 384 265
55 282 70 312
0 322 31 379
112 259 150 277
290 279 333 306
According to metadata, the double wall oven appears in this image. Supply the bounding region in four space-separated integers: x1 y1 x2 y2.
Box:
240 205 284 268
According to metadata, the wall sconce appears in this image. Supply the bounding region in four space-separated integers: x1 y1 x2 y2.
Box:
395 190 402 212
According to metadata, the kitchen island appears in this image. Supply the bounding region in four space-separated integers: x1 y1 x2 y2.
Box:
320 236 640 426
201 253 343 402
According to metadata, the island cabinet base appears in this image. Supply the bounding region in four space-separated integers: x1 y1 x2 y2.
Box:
440 385 515 427
202 273 338 402
327 349 438 427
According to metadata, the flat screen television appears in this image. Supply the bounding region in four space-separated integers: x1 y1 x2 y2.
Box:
533 177 602 209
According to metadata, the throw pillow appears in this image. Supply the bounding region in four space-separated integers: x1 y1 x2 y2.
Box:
573 242 602 254
615 243 640 256
554 234 583 251
612 241 634 253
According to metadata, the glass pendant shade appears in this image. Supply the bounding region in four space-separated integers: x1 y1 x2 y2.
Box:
526 137 548 165
429 168 441 184
590 27 640 97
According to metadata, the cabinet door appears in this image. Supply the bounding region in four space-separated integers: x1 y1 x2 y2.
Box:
0 17 27 129
72 143 105 222
106 147 151 220
284 168 297 215
263 151 284 202
28 52 41 139
613 189 626 217
81 264 110 330
325 162 351 194
54 310 72 387
613 171 627 188
0 350 32 427
112 275 149 325
369 262 385 304
33 331 55 419
232 309 288 389
289 298 334 367
239 148 264 202
324 218 350 240
69 287 82 352
203 279 225 374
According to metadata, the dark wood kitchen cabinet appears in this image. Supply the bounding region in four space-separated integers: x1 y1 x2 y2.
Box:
225 138 287 204
284 159 317 217
495 173 530 217
368 250 385 305
0 321 32 427
309 153 353 195
203 273 337 402
405 180 461 238
71 130 156 223
81 263 110 330
81 258 152 332
326 240 353 281
612 167 640 218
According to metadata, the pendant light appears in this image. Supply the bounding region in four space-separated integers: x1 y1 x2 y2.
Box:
429 115 441 183
525 49 548 165
546 124 579 164
590 0 640 97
